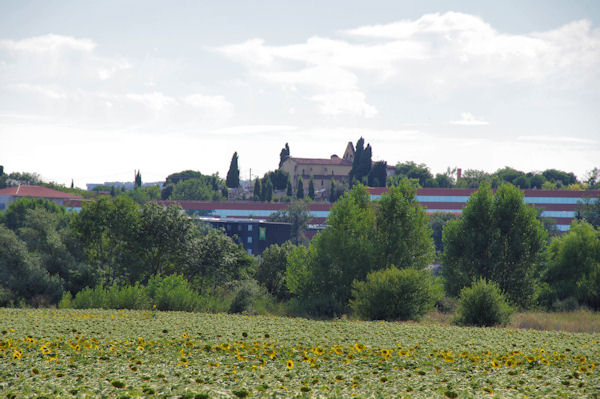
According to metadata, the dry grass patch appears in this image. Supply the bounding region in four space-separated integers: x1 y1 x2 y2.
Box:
510 309 600 334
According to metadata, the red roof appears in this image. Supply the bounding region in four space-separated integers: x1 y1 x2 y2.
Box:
0 185 82 199
288 157 352 166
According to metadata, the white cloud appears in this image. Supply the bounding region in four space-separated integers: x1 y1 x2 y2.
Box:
217 12 600 114
7 83 68 100
212 125 298 136
518 135 598 145
311 90 377 118
449 112 489 126
183 93 234 118
0 34 96 53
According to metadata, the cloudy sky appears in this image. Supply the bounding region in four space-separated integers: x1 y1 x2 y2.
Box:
1 0 599 187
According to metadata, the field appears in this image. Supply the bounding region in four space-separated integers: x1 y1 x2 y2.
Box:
1 309 599 398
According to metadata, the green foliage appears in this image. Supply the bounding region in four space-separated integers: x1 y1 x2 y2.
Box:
279 143 290 168
542 169 577 187
137 203 198 277
328 179 346 202
392 161 436 188
228 279 271 314
226 152 240 188
540 221 600 310
454 279 513 327
455 169 492 188
349 137 372 186
264 169 290 191
253 178 261 200
442 183 547 308
6 171 43 186
134 170 142 188
429 212 459 253
3 197 65 231
367 161 387 187
286 181 293 197
122 185 160 204
0 225 64 306
576 194 600 228
256 242 293 300
261 178 273 201
185 228 255 290
145 274 203 312
374 180 435 270
170 178 224 201
68 283 149 310
308 178 315 200
351 267 442 321
296 177 304 199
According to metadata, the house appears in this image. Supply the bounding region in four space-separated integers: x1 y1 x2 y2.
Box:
0 185 83 212
280 142 355 198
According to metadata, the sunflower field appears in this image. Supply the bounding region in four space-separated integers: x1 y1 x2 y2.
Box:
0 308 599 398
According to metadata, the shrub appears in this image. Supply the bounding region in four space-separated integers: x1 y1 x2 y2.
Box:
454 278 513 327
69 283 149 310
146 274 202 312
350 267 442 321
228 279 271 314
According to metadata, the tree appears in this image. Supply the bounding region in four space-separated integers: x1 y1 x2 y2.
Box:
374 180 435 270
328 179 346 202
286 181 293 197
136 203 197 279
576 193 600 228
3 197 65 231
584 168 600 189
349 137 372 185
542 169 577 187
286 185 377 315
442 183 547 307
540 221 600 309
124 185 161 204
392 161 436 187
268 202 311 245
261 178 273 202
253 178 262 201
264 169 289 190
185 228 255 290
367 161 387 187
226 152 240 188
134 170 142 188
429 212 459 253
256 242 293 300
71 196 141 284
455 169 492 188
308 178 315 200
296 177 305 199
170 178 223 201
279 143 290 168
0 225 64 306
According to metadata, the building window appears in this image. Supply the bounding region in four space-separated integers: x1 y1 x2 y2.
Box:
227 224 231 231
248 225 253 231
324 167 327 172
247 249 252 255
238 225 242 231
247 236 253 244
321 180 324 186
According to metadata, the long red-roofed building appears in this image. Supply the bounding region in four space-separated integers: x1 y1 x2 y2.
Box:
0 185 83 211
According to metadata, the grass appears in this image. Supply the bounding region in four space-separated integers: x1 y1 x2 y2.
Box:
510 309 600 334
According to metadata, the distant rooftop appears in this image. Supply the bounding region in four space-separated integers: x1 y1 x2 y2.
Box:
0 185 82 199
288 156 352 166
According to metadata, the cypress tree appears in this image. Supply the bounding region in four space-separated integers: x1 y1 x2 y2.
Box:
308 178 315 200
226 152 240 188
134 170 142 188
262 178 273 202
286 181 293 197
253 178 262 201
296 177 305 199
329 179 336 202
279 143 290 168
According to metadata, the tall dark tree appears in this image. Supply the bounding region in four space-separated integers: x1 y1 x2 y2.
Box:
253 178 262 201
134 170 142 188
70 179 74 189
367 161 387 187
308 178 315 200
262 178 273 202
286 181 293 197
226 152 240 188
296 177 305 199
349 137 372 186
279 143 290 168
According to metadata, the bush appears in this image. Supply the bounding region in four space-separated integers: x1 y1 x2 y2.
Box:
146 274 203 312
350 267 442 321
228 279 272 314
454 279 513 327
69 283 149 310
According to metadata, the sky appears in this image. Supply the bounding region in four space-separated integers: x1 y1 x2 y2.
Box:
0 0 599 187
